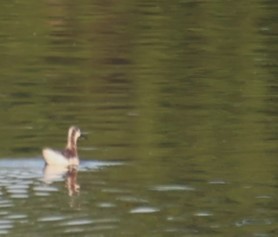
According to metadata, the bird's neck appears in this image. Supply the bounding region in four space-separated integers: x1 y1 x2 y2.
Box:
66 136 77 153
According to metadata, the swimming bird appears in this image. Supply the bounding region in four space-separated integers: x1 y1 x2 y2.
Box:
42 126 83 166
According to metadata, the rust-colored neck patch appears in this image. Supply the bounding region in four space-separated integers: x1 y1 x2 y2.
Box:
64 127 79 158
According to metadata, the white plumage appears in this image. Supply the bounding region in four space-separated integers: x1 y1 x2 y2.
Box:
42 148 79 166
42 126 82 167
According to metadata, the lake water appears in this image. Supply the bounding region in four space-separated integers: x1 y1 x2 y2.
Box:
0 0 277 236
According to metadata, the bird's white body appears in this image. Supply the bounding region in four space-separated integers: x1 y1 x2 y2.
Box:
42 148 79 166
42 126 82 167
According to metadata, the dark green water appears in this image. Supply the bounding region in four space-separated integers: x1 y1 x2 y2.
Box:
0 0 277 236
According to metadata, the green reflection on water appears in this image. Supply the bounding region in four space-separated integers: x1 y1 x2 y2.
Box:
0 0 276 236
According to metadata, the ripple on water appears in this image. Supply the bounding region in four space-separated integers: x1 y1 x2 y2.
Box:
117 195 148 204
7 184 29 198
89 225 117 232
5 171 41 181
97 202 116 208
7 214 27 220
102 187 129 194
235 218 272 227
33 185 59 192
130 206 160 214
63 227 84 234
151 184 195 192
61 218 118 226
38 215 66 222
10 194 29 199
0 200 13 208
194 211 213 217
0 219 13 234
0 212 9 216
33 185 60 197
62 219 94 226
0 230 9 235
80 160 124 171
61 218 119 233
256 195 272 199
208 179 228 185
2 182 31 200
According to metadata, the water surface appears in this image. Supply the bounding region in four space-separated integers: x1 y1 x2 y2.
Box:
0 0 277 236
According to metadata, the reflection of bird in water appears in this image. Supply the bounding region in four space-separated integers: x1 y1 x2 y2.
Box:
43 165 68 183
66 166 80 196
43 165 80 197
42 126 84 166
